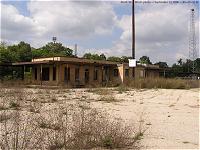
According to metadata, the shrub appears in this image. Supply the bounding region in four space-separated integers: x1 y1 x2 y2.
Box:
9 101 20 109
98 95 117 103
117 85 129 94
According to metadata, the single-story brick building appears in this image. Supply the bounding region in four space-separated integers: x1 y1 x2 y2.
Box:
12 56 161 87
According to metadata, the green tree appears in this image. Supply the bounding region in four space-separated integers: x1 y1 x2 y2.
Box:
177 58 183 66
107 56 122 62
99 53 106 60
83 53 92 59
17 41 32 62
195 58 200 72
0 43 14 63
0 41 32 63
139 56 152 64
121 56 132 63
154 62 168 68
32 42 73 58
83 53 106 60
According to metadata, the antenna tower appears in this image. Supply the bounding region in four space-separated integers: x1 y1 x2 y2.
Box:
189 9 197 72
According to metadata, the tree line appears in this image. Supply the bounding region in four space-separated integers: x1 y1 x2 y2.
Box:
0 41 148 64
0 41 200 79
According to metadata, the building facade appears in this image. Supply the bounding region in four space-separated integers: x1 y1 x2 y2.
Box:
12 57 161 87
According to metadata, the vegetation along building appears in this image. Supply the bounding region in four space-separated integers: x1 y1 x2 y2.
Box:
12 56 161 87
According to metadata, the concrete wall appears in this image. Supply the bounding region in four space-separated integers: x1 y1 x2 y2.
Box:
59 64 106 87
31 62 160 87
31 64 59 86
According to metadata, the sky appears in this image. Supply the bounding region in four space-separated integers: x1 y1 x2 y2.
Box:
0 0 199 65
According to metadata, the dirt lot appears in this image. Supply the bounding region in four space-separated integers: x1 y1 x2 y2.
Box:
74 88 199 149
0 87 199 149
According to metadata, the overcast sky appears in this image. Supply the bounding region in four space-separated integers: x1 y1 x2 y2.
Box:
0 0 199 65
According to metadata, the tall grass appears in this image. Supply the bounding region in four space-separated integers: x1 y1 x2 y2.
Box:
127 78 199 89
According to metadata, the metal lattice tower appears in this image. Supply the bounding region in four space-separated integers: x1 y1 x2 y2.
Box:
189 9 197 72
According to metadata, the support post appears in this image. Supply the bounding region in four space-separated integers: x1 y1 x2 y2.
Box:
40 64 42 86
21 66 25 80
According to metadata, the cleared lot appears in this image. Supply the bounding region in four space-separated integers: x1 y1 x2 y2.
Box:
0 87 199 149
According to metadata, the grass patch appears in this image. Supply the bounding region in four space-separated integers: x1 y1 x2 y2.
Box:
51 97 58 103
88 88 111 95
37 118 61 130
0 113 12 122
127 78 199 89
98 95 117 103
117 85 129 94
9 101 20 109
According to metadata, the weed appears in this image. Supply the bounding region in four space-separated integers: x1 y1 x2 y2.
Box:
9 101 20 109
0 105 8 111
117 85 129 94
51 97 58 103
182 141 190 144
98 95 117 103
0 113 12 122
88 88 110 95
134 132 144 141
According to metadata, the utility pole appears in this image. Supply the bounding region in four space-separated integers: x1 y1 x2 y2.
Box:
132 0 135 59
132 0 136 78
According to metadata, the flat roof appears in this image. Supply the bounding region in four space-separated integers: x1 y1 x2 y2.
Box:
12 56 119 66
11 57 161 69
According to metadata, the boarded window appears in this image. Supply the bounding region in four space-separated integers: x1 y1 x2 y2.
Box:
125 69 129 77
42 67 49 81
34 68 37 80
75 68 79 81
53 67 56 81
113 69 119 77
64 67 70 81
94 68 98 80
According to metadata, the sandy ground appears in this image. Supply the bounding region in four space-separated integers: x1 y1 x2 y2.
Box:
71 88 200 149
0 87 199 149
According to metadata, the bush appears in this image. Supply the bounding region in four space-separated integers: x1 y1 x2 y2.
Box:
117 85 129 94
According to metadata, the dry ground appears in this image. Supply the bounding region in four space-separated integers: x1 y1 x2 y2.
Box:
73 88 199 149
0 87 199 149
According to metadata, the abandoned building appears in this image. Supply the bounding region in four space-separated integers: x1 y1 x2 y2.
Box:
10 56 161 87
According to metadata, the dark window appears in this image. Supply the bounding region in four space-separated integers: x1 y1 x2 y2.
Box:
132 69 135 77
113 69 119 77
64 67 70 81
94 68 98 80
34 68 37 80
85 69 89 83
125 69 129 77
75 68 79 81
53 67 56 81
42 67 49 81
